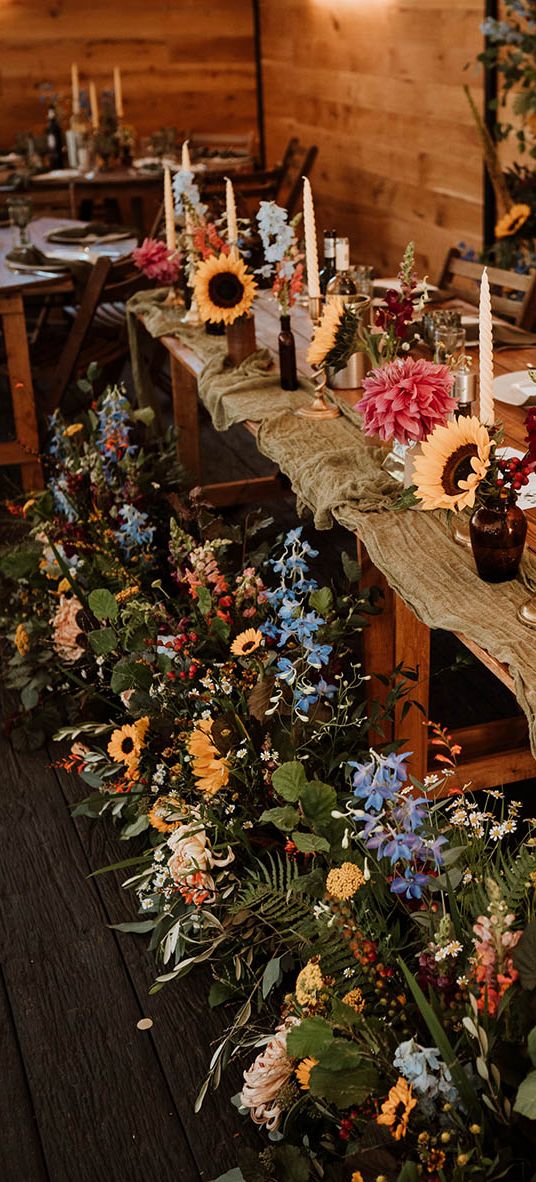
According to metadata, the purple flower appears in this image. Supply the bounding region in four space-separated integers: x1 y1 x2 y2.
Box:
391 868 430 900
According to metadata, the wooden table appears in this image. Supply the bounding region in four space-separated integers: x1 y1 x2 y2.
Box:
0 217 136 489
136 292 536 791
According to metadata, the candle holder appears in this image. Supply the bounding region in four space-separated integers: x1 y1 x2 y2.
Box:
295 366 340 420
308 296 323 326
517 598 536 627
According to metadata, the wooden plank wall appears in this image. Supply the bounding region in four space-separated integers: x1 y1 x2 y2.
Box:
0 0 257 149
259 0 485 279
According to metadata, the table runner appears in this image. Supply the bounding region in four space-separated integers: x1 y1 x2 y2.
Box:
128 289 536 758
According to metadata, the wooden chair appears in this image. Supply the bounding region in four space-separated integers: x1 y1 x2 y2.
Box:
438 248 536 330
273 137 318 218
200 138 319 222
188 130 257 164
0 292 43 490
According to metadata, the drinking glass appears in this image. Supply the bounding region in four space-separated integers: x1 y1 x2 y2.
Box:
433 323 466 363
8 196 33 247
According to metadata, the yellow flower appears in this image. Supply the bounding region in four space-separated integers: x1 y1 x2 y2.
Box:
495 203 531 239
147 795 183 833
57 577 71 594
295 960 325 1008
295 1057 318 1090
230 628 263 656
412 415 491 512
342 987 365 1014
194 252 256 326
326 862 366 900
376 1077 416 1140
63 422 85 437
14 622 30 656
107 716 149 769
115 585 141 604
187 719 230 797
22 498 37 515
307 297 345 368
351 1173 365 1182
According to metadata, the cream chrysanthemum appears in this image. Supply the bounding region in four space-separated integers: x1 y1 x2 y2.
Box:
412 415 491 511
307 298 345 368
194 252 256 326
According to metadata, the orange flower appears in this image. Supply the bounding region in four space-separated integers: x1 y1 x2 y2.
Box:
147 795 183 833
230 628 263 657
295 1057 318 1090
107 716 149 769
376 1077 416 1140
187 720 230 797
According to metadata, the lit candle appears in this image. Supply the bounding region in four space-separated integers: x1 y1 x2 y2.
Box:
181 139 191 171
89 82 99 130
164 167 175 252
302 176 320 299
225 176 238 255
113 66 124 119
71 63 80 115
479 267 495 426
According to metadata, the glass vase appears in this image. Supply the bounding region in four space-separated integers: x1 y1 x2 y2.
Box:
226 313 256 366
278 314 298 390
469 500 527 583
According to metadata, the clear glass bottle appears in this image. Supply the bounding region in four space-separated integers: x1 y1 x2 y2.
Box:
319 229 337 296
326 237 358 303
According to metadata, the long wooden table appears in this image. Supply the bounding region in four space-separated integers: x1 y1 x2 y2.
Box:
136 292 536 791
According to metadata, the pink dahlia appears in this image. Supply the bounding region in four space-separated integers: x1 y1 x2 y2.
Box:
132 237 181 284
357 356 456 445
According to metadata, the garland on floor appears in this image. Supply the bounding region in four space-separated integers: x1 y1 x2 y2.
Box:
2 386 536 1182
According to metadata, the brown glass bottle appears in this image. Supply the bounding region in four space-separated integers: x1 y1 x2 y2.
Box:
278 314 298 390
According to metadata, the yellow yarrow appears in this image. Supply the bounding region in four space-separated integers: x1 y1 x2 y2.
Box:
115 585 141 604
14 622 30 656
326 862 365 900
295 959 325 1008
342 986 365 1014
63 422 85 437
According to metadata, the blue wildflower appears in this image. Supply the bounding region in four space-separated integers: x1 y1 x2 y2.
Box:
116 504 155 556
393 1039 458 1113
275 656 296 685
172 168 207 218
391 868 430 900
303 640 332 669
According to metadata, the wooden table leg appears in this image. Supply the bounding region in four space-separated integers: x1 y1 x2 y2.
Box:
170 355 202 483
393 593 431 782
358 539 395 745
0 293 43 491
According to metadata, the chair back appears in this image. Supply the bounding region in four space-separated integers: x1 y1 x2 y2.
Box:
438 247 536 330
274 138 318 218
0 292 42 489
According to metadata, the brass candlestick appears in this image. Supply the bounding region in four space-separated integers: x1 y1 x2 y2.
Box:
517 598 536 626
308 295 323 326
296 366 341 420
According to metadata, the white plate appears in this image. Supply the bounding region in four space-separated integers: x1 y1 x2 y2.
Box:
493 370 536 407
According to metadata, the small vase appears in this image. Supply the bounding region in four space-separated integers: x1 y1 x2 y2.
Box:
469 500 527 583
226 313 256 366
278 314 298 390
205 320 225 336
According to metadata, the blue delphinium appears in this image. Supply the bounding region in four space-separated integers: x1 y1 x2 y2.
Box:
256 202 294 268
116 504 155 557
95 388 136 474
393 1039 458 1114
172 168 207 219
49 476 77 523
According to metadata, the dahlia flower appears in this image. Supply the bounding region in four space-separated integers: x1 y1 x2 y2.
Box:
132 237 181 284
240 1019 297 1130
358 356 456 444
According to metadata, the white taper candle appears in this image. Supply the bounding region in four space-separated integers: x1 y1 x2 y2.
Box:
302 176 320 299
113 66 124 119
225 176 238 254
89 82 99 130
164 167 175 253
181 140 191 171
479 267 495 426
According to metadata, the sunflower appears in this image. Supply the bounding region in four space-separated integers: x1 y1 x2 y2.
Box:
376 1077 416 1140
147 795 183 833
295 1057 318 1091
230 628 263 657
307 298 344 367
108 716 149 768
495 203 531 239
194 252 256 326
187 719 230 797
412 415 491 511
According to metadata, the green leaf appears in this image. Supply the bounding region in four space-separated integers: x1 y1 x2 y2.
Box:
286 1017 333 1058
272 1145 310 1182
309 586 333 615
259 805 300 832
211 1170 245 1182
120 814 150 839
515 1069 536 1120
109 919 155 933
262 956 282 999
398 958 479 1115
341 550 361 584
111 659 152 693
208 981 237 1008
88 627 117 655
291 831 330 854
310 1048 378 1106
88 588 118 621
331 997 363 1029
397 1163 420 1182
132 406 155 426
0 545 40 580
196 585 212 616
513 919 536 990
300 780 337 829
271 761 307 802
529 1027 536 1068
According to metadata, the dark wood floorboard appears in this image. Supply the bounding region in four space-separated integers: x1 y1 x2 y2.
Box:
0 965 49 1181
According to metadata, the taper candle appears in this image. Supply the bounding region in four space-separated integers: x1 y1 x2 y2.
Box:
181 140 191 171
89 82 99 130
225 176 238 254
71 63 80 115
302 176 320 300
113 66 124 119
164 168 175 252
479 267 495 426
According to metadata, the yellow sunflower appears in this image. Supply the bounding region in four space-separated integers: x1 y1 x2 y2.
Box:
495 203 531 239
107 716 149 768
147 795 184 833
412 415 491 512
187 719 230 797
376 1077 416 1140
307 297 345 368
230 628 263 657
295 1057 318 1090
194 252 256 326
14 622 30 656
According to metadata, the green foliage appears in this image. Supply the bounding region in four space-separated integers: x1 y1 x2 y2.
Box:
271 761 307 802
110 658 152 693
88 588 119 621
514 920 536 991
88 627 117 655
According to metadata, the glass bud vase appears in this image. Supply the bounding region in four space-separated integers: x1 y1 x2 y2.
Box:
469 499 527 583
278 314 298 390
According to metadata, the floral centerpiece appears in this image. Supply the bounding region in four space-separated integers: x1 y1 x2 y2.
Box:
256 200 304 390
132 238 182 286
358 241 429 368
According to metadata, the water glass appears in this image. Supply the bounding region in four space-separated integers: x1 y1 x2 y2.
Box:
8 196 33 247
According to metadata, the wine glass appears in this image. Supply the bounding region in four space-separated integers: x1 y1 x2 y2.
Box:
7 196 33 248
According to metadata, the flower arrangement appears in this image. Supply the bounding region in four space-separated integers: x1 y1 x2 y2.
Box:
256 201 304 315
358 241 429 367
132 237 182 285
358 356 456 446
193 251 257 326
